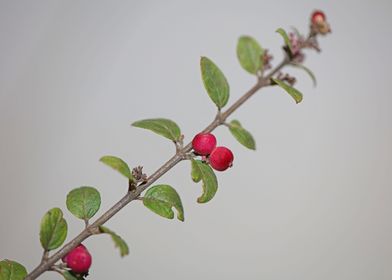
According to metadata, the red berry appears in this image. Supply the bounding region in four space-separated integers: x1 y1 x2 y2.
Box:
209 146 234 171
63 244 92 274
311 10 326 24
192 133 217 156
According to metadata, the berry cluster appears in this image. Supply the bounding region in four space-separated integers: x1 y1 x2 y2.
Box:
192 133 234 171
62 244 92 275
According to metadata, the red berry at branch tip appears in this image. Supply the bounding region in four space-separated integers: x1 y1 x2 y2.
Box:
209 146 234 171
311 10 326 24
192 133 217 156
63 244 92 274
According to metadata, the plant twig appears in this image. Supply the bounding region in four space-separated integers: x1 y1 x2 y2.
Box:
25 43 302 280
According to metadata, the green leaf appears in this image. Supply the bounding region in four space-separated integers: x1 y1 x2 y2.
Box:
237 36 264 74
99 226 129 257
228 120 256 150
132 118 181 141
276 28 292 53
290 63 317 87
191 159 218 203
143 184 184 221
0 260 27 280
66 186 101 221
40 208 68 251
200 56 230 109
100 155 134 181
271 78 303 104
62 270 85 280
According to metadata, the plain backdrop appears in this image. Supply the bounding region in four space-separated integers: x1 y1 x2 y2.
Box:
1 1 392 279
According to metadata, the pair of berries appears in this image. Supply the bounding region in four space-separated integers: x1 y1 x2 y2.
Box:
62 244 92 274
192 133 234 171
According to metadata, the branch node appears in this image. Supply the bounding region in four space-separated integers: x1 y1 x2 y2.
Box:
181 152 197 160
215 110 225 125
174 134 185 153
128 180 137 192
40 250 49 264
87 226 101 235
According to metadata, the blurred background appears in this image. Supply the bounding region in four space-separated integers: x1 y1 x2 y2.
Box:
1 1 391 279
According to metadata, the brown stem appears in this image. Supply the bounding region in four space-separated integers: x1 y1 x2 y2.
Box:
50 267 63 275
25 54 292 280
40 251 49 264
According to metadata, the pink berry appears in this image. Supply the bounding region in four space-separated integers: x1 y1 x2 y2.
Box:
63 244 92 274
311 10 326 25
209 146 234 171
192 133 217 156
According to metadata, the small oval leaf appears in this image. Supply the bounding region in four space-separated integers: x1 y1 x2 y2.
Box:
290 63 317 87
276 28 292 53
143 184 184 221
66 186 101 221
132 118 181 141
191 159 218 203
237 36 264 75
0 260 27 280
229 120 256 150
40 208 68 251
62 270 84 280
100 155 134 181
271 78 303 104
200 57 230 109
99 226 129 257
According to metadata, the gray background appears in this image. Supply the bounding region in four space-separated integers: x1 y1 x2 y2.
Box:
1 1 391 279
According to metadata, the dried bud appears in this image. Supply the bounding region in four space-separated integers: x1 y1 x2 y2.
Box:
132 166 147 182
288 33 305 63
310 10 331 36
263 49 273 70
317 21 332 35
277 72 297 86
